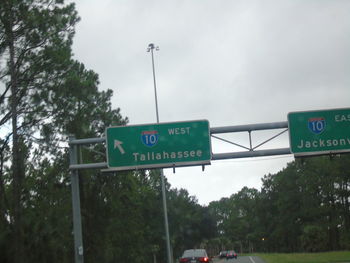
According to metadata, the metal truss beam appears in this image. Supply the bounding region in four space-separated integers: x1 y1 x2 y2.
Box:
210 121 292 160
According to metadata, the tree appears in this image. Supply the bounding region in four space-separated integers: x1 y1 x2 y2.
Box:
0 1 80 261
258 156 350 252
231 187 260 252
208 156 350 253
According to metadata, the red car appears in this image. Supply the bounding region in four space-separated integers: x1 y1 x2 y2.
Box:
226 250 238 259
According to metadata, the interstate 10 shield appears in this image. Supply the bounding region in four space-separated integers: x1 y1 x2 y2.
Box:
141 130 159 147
308 117 326 135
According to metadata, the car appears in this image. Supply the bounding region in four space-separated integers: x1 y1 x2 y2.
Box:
226 250 237 259
179 249 211 262
219 251 227 258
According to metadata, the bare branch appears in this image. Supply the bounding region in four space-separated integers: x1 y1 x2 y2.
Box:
0 111 12 127
0 85 11 105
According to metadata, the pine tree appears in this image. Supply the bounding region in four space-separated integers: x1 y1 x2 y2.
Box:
0 1 79 261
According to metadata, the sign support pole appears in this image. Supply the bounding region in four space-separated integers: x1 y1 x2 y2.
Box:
69 135 84 263
160 168 171 262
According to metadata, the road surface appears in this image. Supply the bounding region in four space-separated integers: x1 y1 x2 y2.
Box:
214 256 266 263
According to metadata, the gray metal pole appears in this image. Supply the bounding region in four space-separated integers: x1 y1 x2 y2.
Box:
160 169 172 263
147 43 172 263
212 148 291 160
69 136 84 263
210 121 288 134
150 46 160 123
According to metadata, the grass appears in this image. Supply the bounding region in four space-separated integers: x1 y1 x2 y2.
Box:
253 251 350 263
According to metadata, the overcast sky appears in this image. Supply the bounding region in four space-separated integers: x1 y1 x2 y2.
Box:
71 0 350 205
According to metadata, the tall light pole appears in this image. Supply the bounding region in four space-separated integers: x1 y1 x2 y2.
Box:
147 43 172 263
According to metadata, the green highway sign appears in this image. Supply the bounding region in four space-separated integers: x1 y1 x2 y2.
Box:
106 120 211 171
288 108 350 156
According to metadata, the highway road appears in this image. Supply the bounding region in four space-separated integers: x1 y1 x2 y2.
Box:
213 256 266 263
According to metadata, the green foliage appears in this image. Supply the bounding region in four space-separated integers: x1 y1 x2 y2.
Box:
208 155 350 254
256 251 350 263
23 154 73 262
300 225 327 252
168 188 217 257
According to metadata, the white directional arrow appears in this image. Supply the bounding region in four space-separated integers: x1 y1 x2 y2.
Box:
114 140 125 154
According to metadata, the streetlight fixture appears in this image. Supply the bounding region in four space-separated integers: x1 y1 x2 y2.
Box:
147 43 172 263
